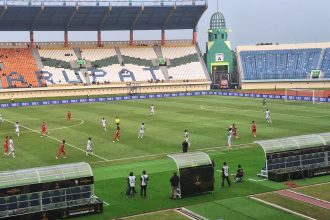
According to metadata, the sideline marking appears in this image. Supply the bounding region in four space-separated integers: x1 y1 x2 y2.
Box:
90 143 256 164
249 196 317 220
248 178 267 182
4 118 109 162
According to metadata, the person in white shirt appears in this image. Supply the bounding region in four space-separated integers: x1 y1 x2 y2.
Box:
184 129 189 142
150 104 155 116
101 117 107 131
140 170 149 197
138 123 145 139
265 109 272 124
228 127 233 149
86 137 93 156
8 136 15 158
221 162 231 188
127 172 136 196
15 122 20 137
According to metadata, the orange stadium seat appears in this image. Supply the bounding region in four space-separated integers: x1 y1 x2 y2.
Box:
0 48 42 88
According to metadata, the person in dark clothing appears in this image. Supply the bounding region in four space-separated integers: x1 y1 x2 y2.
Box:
170 172 180 199
235 164 244 182
182 140 189 153
221 162 231 188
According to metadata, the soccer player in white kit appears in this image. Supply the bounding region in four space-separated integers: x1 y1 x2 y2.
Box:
15 122 20 137
8 136 15 158
150 104 155 116
184 129 190 146
86 137 93 156
138 123 145 139
228 127 233 149
265 109 272 124
101 117 107 131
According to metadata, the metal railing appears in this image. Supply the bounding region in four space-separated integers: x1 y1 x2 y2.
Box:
1 0 207 7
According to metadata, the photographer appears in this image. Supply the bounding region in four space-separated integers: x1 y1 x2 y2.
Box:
140 170 148 197
170 172 180 199
127 172 136 196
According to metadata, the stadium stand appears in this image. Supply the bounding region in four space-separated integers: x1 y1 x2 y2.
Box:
0 48 41 88
320 48 330 78
162 46 206 80
239 48 321 80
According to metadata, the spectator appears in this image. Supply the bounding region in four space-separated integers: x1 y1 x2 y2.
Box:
170 172 180 199
221 162 231 188
182 140 188 153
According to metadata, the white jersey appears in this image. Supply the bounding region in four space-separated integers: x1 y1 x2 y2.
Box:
265 110 271 118
141 174 148 186
228 130 233 144
101 119 107 127
184 132 189 142
9 139 14 151
222 165 229 177
150 105 155 112
128 176 136 187
87 140 92 151
139 124 145 134
15 124 20 133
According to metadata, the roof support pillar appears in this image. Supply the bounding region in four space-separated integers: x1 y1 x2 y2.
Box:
193 28 197 46
97 30 102 47
161 30 165 46
64 30 69 48
29 31 35 48
130 30 134 47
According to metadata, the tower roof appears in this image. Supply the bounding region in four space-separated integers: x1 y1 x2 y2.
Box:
210 12 226 29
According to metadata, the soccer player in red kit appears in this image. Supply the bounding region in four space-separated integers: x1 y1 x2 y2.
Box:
3 136 8 155
67 111 71 122
113 126 120 142
56 140 66 159
41 122 48 137
232 124 238 139
252 121 257 138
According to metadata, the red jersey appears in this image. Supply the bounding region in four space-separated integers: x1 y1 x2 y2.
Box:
252 124 257 132
59 143 65 151
233 127 237 135
67 112 71 120
42 123 47 132
3 139 8 148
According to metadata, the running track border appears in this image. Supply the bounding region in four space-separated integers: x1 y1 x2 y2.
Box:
1 91 329 109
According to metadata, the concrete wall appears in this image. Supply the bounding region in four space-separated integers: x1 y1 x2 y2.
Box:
0 82 211 100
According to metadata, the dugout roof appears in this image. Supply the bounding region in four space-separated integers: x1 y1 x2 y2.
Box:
0 0 207 31
0 162 92 189
167 151 212 169
255 133 330 154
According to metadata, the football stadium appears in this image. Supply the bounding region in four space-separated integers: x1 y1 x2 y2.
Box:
0 0 329 219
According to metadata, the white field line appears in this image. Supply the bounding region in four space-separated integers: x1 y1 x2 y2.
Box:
248 178 267 182
19 118 85 133
4 118 109 162
175 208 209 220
249 196 317 220
286 189 330 205
90 142 256 164
119 208 175 219
200 105 330 119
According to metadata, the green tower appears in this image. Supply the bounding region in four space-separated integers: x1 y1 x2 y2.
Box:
206 11 233 88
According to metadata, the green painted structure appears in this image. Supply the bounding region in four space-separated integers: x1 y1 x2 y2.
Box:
206 12 234 83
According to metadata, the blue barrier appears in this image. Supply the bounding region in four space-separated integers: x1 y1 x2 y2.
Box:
0 91 329 109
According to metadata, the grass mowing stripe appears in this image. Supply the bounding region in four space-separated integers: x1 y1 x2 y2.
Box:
4 118 110 162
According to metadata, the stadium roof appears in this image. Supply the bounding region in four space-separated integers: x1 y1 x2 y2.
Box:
255 133 330 154
0 0 207 31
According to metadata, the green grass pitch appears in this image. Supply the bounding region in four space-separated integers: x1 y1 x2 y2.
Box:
0 95 329 219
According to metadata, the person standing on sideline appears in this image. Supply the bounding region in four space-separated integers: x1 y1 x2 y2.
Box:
138 123 145 139
252 121 257 138
182 139 189 153
15 122 20 138
265 109 272 124
8 136 15 158
127 172 136 196
150 104 155 116
101 117 107 132
140 170 149 197
262 98 267 108
228 127 233 150
183 129 190 146
221 162 231 188
170 172 180 199
86 137 93 156
56 140 66 159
